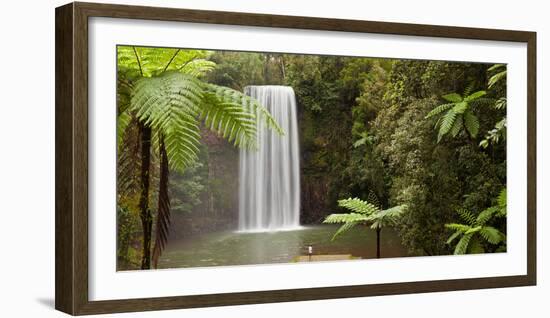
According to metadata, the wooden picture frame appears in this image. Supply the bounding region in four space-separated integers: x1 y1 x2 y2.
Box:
55 1 536 315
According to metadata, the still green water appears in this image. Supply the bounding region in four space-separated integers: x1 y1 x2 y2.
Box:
158 224 409 269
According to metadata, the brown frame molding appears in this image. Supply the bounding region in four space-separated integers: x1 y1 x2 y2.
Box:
55 2 537 315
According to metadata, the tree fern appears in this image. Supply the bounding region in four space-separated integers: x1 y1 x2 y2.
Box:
426 86 485 142
117 46 284 268
323 196 407 258
445 189 506 255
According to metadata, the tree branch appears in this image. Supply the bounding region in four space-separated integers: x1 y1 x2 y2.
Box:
163 49 181 72
132 46 144 77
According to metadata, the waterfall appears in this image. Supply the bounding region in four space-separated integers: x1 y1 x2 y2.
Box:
238 86 301 232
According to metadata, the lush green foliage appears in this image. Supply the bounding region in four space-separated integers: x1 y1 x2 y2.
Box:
324 197 407 241
117 46 508 269
117 46 283 268
445 188 507 254
425 85 487 142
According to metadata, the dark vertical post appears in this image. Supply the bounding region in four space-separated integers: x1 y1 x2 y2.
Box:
376 227 381 259
139 124 152 269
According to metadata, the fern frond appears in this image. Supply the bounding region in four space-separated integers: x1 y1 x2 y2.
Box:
337 197 380 215
323 213 369 224
457 208 476 226
465 225 482 235
368 205 407 228
117 110 132 149
445 223 470 233
467 237 485 254
205 84 284 136
464 90 486 102
463 82 475 96
425 103 454 119
131 72 204 172
495 97 507 110
454 233 473 255
488 70 507 89
463 110 479 138
488 64 505 72
330 221 360 241
446 230 462 244
367 190 381 209
199 91 257 149
442 93 462 103
450 115 463 137
452 101 468 114
476 206 499 226
468 97 495 109
438 110 457 142
479 226 504 245
179 59 216 77
374 205 408 221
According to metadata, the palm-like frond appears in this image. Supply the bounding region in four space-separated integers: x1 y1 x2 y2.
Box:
446 230 463 245
325 197 407 242
425 103 454 118
488 64 507 89
205 84 284 136
463 110 479 138
445 189 507 255
131 72 203 173
118 46 213 77
324 213 370 224
449 115 463 137
445 223 471 233
467 237 485 254
476 206 499 226
428 88 485 142
437 110 458 142
369 205 408 229
367 190 381 209
479 226 504 245
442 93 462 103
457 208 476 225
119 46 286 268
337 198 380 215
464 90 486 102
454 232 473 255
199 90 257 147
324 212 369 240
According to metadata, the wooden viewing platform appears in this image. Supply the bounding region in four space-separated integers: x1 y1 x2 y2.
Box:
294 254 356 262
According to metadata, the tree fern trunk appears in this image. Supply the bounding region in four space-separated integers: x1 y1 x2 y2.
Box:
152 139 170 268
138 123 152 270
376 227 381 259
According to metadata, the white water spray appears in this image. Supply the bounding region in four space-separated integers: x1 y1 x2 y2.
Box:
238 86 301 231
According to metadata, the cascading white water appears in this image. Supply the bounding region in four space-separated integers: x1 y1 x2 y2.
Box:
238 86 301 232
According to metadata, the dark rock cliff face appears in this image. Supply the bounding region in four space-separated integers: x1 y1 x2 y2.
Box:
168 128 239 239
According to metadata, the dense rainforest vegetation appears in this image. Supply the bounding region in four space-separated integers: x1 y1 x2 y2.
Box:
117 47 507 270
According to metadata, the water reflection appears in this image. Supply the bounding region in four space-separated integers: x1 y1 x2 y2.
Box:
158 224 409 269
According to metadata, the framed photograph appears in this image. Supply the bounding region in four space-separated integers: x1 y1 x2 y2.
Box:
55 2 536 315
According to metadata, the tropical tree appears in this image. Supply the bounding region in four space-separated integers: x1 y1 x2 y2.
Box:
425 84 487 142
445 188 507 254
117 46 283 269
323 195 407 258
